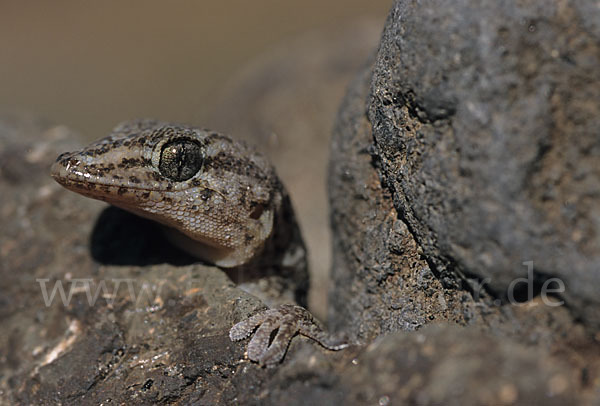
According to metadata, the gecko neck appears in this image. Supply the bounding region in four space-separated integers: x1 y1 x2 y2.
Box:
160 188 309 307
228 190 309 307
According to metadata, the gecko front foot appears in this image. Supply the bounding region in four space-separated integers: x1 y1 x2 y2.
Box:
229 304 348 367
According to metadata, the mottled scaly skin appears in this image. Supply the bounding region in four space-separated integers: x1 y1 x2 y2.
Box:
51 120 345 366
229 304 348 367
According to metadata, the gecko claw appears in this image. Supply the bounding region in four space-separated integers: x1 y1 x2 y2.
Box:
230 304 349 367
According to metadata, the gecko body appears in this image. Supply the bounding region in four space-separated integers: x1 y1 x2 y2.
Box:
51 119 347 367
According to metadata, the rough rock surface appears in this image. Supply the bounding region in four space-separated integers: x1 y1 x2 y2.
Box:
329 63 485 341
365 0 600 328
328 0 600 403
341 325 583 405
331 0 600 334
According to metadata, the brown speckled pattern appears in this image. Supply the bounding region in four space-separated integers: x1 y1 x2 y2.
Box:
51 119 278 267
230 304 348 367
51 119 346 366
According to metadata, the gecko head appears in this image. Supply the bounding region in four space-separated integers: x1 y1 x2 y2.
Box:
51 119 281 267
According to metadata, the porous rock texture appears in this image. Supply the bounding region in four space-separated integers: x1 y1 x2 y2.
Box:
330 0 600 334
328 0 600 403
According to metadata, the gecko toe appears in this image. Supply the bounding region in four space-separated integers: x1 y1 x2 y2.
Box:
247 319 280 361
230 304 347 367
229 311 268 341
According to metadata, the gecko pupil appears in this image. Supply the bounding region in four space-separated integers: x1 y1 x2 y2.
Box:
159 139 203 181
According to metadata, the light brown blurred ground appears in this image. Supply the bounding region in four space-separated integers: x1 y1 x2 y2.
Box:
0 1 390 320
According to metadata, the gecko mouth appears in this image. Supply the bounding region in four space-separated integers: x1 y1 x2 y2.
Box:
51 173 144 204
51 159 175 194
50 164 169 210
51 166 244 250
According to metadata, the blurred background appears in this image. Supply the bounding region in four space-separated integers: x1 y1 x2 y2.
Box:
0 0 391 319
1 1 390 137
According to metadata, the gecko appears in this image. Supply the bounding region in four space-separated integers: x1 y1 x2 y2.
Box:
50 119 347 367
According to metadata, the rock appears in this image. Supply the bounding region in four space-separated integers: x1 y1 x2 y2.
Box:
341 325 581 406
366 0 600 328
329 63 482 341
328 0 600 403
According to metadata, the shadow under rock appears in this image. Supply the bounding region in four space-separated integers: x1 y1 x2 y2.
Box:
90 206 197 267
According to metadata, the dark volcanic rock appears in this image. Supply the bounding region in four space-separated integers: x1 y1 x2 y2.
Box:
366 0 600 328
329 63 483 341
328 0 600 403
341 325 581 406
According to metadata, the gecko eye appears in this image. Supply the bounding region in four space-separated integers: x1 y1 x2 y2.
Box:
158 139 204 181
